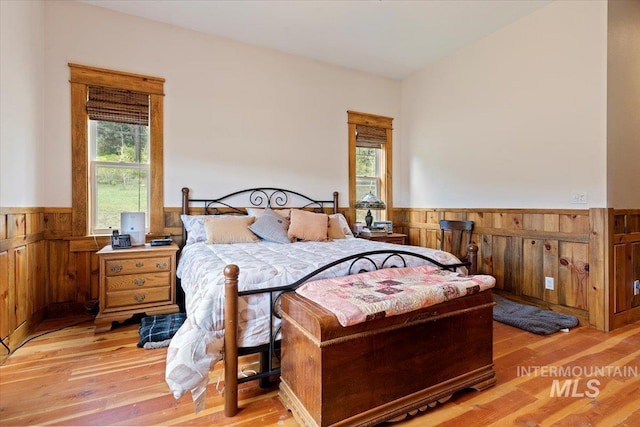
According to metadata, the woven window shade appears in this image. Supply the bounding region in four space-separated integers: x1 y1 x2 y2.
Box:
356 124 386 148
86 87 149 126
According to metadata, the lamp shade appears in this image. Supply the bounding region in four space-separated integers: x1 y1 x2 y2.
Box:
354 192 386 210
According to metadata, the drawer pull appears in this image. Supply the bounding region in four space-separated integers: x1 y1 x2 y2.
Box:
134 294 146 303
156 262 167 269
110 265 122 273
134 278 146 286
135 262 145 268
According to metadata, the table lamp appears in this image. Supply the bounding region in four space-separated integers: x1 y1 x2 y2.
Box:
354 192 386 228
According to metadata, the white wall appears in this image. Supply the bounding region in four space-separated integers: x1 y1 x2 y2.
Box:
3 0 626 211
0 0 46 207
399 0 608 208
42 1 401 208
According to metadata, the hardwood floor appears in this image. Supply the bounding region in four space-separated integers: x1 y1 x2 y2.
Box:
1 316 638 426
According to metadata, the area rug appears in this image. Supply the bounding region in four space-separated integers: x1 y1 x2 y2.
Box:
493 294 579 335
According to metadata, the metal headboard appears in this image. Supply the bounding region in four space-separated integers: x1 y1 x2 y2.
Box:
181 187 339 245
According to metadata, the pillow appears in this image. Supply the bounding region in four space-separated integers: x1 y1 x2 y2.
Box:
249 208 292 244
180 215 208 245
246 207 290 219
328 213 354 239
288 209 329 242
203 216 259 244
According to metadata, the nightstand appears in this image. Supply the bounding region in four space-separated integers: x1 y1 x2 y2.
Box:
358 233 407 245
95 243 180 333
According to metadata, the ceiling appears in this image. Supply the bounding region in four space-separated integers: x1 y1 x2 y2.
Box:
81 0 553 80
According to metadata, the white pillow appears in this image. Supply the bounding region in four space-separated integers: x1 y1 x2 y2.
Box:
328 213 354 239
180 215 207 245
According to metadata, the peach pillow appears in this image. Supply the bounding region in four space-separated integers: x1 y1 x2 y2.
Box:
288 210 329 242
328 215 347 239
203 216 259 244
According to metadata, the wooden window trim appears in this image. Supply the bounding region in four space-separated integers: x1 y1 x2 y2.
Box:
347 110 393 222
69 63 165 237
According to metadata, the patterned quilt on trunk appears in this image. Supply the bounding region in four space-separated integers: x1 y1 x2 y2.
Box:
296 264 495 327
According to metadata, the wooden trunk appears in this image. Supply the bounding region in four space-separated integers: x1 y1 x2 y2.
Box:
279 290 496 427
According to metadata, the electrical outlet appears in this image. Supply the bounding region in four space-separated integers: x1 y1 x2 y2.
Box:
571 191 588 204
545 277 555 290
634 280 640 296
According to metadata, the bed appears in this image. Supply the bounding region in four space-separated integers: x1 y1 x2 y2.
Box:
165 187 495 423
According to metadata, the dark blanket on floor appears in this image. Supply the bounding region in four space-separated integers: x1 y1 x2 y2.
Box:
137 313 186 348
493 294 579 335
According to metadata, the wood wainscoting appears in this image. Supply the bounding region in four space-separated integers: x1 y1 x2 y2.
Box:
1 206 638 363
1 206 183 363
0 207 47 363
393 207 640 332
610 210 640 330
2 207 118 364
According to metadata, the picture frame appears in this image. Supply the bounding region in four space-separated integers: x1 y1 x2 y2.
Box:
373 220 393 234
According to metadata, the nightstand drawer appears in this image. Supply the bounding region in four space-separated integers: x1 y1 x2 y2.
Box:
105 256 172 276
106 272 171 291
383 236 406 244
358 233 407 245
106 286 171 308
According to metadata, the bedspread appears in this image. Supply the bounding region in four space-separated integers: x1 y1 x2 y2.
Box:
165 238 465 410
295 264 495 327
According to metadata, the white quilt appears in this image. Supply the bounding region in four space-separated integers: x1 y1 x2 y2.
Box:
165 238 464 410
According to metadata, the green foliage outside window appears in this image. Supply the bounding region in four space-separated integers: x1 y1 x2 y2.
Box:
355 147 381 224
95 121 148 161
92 121 149 231
355 147 380 197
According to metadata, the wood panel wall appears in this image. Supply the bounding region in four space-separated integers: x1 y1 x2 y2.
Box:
610 210 640 330
393 207 640 331
1 206 638 363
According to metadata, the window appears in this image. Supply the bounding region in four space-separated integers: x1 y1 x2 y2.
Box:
69 64 165 237
90 120 149 233
347 111 393 224
88 88 150 233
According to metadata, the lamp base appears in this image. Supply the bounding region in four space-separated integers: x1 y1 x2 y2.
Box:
365 210 373 228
